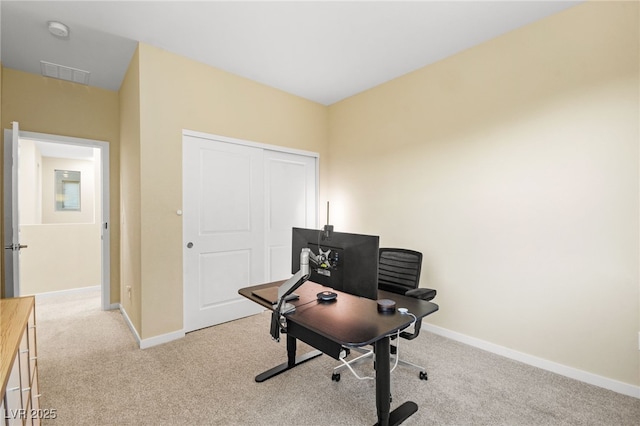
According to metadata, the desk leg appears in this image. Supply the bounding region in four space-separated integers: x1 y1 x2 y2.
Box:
374 337 418 426
255 334 323 383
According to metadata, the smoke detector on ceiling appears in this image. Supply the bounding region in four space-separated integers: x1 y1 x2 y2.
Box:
48 21 70 38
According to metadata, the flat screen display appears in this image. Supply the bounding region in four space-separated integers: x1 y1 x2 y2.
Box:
291 227 379 300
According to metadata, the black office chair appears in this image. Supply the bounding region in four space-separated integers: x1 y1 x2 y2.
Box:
332 248 436 381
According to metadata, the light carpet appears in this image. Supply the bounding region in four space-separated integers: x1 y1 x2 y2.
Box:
34 290 639 425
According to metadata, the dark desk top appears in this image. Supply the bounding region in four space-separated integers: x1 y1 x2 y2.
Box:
239 281 439 348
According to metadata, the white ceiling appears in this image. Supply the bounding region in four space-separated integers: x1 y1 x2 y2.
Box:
31 139 96 161
1 1 583 106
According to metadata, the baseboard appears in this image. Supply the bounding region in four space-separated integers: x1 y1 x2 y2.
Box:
118 304 185 349
34 285 100 299
118 304 142 347
34 286 120 312
139 329 185 349
422 323 640 399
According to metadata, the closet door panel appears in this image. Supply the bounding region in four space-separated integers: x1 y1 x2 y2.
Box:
264 150 317 281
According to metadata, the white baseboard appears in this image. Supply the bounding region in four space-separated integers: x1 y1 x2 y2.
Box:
139 329 185 349
118 304 142 346
422 323 640 399
118 304 184 349
35 286 120 312
112 305 639 398
34 285 100 300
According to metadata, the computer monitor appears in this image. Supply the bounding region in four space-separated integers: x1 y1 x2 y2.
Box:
291 227 379 300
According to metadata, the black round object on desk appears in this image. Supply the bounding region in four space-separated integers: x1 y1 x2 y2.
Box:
377 299 396 313
317 291 338 302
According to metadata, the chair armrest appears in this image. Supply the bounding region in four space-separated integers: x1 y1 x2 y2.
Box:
400 318 422 340
405 287 436 301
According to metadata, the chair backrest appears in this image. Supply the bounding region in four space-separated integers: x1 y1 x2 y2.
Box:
377 248 422 295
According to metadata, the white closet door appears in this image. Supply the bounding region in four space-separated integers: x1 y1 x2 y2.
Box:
264 150 317 281
183 136 265 332
183 133 318 332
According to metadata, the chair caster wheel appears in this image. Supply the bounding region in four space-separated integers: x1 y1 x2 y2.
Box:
332 373 341 382
419 371 428 380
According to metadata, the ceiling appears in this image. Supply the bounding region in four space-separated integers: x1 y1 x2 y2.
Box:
1 1 583 106
31 139 96 161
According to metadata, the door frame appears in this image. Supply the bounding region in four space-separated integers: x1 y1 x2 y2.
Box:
181 129 320 330
4 129 111 310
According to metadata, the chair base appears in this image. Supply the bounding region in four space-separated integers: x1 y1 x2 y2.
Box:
392 356 428 380
332 348 428 381
333 348 373 375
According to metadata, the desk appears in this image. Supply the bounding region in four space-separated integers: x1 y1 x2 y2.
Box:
239 280 439 426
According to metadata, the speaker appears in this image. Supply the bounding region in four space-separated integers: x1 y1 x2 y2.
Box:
377 299 396 313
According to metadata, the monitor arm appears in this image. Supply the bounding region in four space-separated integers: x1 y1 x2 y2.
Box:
277 248 312 308
270 247 316 341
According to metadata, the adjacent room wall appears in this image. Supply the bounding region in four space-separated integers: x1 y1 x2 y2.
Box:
41 157 96 224
17 144 102 295
328 1 639 387
20 224 101 295
17 139 42 225
120 43 329 339
1 68 121 303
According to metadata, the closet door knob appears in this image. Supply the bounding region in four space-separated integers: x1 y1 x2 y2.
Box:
187 242 194 249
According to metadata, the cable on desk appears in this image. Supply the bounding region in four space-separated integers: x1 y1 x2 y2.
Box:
389 312 417 374
272 298 319 341
338 327 403 381
338 356 375 381
338 311 417 380
295 299 319 309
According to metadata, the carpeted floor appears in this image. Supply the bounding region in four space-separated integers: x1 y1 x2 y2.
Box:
35 289 639 425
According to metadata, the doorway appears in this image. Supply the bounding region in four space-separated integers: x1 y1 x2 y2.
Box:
4 128 111 310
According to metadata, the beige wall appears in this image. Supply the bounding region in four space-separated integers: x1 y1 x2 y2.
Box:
119 43 329 339
18 139 42 225
329 1 639 386
119 47 142 334
1 68 121 303
20 224 101 295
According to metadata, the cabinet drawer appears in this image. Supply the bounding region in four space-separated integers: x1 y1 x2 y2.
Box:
1 297 39 426
27 310 37 377
30 368 40 413
18 332 31 401
4 358 22 426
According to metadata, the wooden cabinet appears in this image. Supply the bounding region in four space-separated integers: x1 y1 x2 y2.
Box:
1 297 40 426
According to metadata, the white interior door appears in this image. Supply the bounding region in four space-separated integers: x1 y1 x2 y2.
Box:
3 122 22 297
183 133 318 332
265 150 317 281
183 135 266 332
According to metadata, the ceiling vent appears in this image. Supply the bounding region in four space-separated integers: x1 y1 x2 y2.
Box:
40 61 91 85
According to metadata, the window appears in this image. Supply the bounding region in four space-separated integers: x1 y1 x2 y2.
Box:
55 170 81 211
